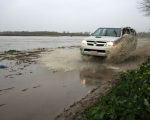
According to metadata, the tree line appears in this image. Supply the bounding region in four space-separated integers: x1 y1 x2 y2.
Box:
139 0 150 16
0 31 90 36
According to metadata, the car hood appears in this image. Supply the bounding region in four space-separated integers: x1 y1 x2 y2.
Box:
84 36 120 42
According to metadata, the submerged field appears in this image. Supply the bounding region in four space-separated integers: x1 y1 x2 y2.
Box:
0 36 150 120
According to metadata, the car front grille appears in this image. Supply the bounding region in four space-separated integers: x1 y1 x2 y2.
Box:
87 40 106 47
84 49 106 53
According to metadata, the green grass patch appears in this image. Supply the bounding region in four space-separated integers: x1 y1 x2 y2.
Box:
4 49 18 54
84 58 150 120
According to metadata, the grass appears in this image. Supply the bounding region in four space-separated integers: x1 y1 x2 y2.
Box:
84 57 150 120
4 49 18 54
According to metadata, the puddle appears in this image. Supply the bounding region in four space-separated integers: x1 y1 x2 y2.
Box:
0 60 115 120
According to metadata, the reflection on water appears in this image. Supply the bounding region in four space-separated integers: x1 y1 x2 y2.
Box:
80 79 86 86
80 67 115 86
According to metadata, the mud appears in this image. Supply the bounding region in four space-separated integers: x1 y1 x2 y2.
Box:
107 34 137 63
0 48 48 63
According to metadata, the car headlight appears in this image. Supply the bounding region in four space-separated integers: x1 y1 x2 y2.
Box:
106 41 114 46
81 40 87 46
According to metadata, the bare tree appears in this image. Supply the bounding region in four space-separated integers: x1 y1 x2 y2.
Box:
139 0 150 16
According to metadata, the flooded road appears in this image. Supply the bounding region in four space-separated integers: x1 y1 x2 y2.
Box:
0 36 150 120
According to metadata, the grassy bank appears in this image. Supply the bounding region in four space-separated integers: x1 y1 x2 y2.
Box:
84 58 150 120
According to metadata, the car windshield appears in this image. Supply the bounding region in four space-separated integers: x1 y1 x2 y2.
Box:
92 28 121 37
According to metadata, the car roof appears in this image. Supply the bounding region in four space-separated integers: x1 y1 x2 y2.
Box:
98 27 121 29
97 27 135 31
98 27 134 29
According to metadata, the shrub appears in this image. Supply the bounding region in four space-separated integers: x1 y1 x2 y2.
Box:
85 57 150 120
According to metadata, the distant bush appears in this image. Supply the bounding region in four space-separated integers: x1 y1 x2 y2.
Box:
85 57 150 120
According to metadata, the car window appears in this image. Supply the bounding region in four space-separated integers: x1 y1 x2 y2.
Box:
93 28 121 37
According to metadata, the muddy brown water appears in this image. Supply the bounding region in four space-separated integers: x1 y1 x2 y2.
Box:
0 37 150 120
0 60 115 120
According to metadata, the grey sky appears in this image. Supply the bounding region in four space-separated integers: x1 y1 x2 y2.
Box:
0 0 150 32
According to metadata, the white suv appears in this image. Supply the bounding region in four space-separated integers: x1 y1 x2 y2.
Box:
80 27 137 57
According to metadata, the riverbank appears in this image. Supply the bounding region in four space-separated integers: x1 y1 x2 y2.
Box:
84 57 150 120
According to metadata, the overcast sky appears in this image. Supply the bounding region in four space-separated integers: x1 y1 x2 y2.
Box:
0 0 150 32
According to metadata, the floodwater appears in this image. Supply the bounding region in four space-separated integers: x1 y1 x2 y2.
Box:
0 60 115 120
0 36 150 120
0 36 84 51
0 36 115 120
